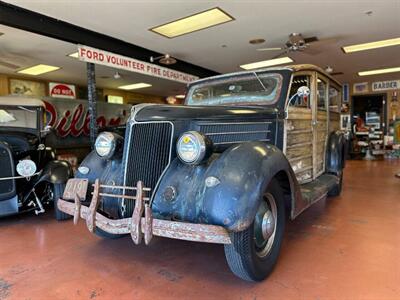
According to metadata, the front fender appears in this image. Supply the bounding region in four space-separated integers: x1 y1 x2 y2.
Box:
76 150 124 217
23 160 72 202
37 160 72 184
152 142 296 232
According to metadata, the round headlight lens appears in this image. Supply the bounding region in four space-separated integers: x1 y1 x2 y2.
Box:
16 159 37 177
95 132 115 158
177 131 212 164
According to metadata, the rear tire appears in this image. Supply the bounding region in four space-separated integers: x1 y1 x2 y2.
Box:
328 171 343 197
53 183 71 221
224 179 286 281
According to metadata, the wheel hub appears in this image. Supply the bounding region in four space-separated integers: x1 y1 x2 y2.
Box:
261 210 275 240
254 192 278 258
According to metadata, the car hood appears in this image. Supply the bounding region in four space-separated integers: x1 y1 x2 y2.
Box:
132 104 279 122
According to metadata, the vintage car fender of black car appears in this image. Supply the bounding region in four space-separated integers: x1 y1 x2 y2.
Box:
57 64 346 281
0 97 72 220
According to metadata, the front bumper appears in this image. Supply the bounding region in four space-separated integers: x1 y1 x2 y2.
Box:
57 178 231 245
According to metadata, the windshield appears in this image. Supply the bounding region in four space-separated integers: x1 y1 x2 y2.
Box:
186 72 282 106
0 106 38 129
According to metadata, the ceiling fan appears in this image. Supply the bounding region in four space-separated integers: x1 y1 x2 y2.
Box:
0 50 27 70
257 33 319 58
150 54 177 65
0 59 20 70
325 65 344 76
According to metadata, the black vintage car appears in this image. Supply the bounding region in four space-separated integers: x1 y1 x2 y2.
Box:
58 64 346 281
0 97 71 219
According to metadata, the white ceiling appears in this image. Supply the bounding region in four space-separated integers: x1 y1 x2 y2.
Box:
2 0 400 90
0 24 187 97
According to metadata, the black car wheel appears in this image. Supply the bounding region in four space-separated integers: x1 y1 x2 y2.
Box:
94 228 124 239
224 179 285 281
52 183 71 221
328 171 343 197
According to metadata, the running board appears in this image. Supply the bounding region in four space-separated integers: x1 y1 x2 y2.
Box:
300 174 339 205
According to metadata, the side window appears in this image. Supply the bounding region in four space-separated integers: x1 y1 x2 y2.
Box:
289 75 312 108
329 86 340 112
317 78 327 110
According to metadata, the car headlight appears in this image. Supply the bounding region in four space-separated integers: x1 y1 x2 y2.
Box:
16 159 37 177
177 131 212 165
95 132 122 159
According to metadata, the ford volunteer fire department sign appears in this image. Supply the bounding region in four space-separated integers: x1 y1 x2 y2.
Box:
77 45 199 84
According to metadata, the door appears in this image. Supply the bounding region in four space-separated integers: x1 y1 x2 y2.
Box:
313 74 329 178
284 72 315 183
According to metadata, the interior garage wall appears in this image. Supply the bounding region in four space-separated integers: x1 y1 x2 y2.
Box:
102 88 164 104
0 75 9 95
0 73 165 104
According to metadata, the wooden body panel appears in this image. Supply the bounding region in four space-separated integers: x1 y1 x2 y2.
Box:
315 111 328 177
329 112 340 132
285 107 313 183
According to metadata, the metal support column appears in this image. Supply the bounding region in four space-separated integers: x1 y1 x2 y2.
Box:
87 62 98 149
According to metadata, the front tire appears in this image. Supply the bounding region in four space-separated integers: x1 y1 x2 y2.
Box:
94 228 124 239
224 179 286 281
53 183 71 221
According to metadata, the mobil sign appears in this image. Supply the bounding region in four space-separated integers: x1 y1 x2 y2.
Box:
49 82 76 99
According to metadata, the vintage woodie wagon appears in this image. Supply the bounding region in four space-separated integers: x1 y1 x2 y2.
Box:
57 64 346 281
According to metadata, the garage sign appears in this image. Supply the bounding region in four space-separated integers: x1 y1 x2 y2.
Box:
77 45 199 84
49 82 76 99
372 80 400 92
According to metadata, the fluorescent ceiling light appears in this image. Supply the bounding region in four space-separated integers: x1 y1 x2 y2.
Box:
17 64 60 75
175 94 185 99
256 47 282 51
150 7 234 38
342 37 400 53
67 52 79 58
118 83 152 90
240 57 293 70
358 66 400 76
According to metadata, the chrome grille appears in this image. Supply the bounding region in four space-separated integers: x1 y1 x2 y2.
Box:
199 122 271 145
123 122 173 215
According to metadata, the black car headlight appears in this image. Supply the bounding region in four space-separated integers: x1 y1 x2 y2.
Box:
95 132 123 159
177 131 212 165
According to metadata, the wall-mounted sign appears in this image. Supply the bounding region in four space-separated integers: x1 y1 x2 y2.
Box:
372 80 400 92
10 79 46 97
77 45 199 84
342 83 349 103
353 82 369 94
49 82 76 99
43 97 130 148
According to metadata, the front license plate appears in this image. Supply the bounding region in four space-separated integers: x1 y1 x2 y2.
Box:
63 178 89 200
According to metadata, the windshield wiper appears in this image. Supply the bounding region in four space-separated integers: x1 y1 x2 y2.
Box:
252 72 268 92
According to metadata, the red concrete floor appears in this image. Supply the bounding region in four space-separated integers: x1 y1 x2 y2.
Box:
0 160 400 300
